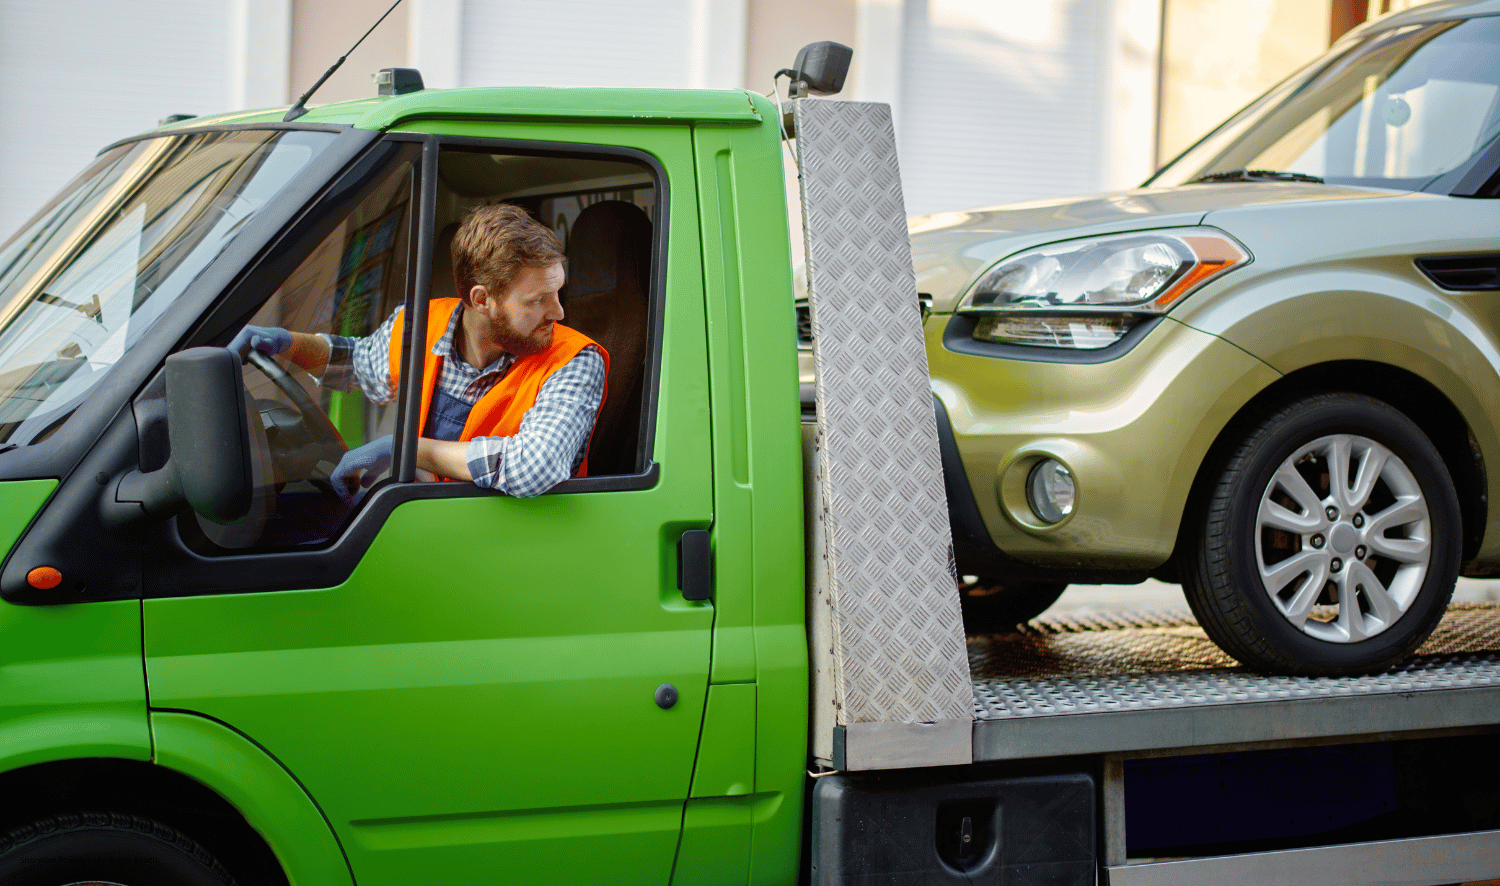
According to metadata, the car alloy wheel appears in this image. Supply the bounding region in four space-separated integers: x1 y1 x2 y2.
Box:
1183 392 1459 675
1255 433 1429 643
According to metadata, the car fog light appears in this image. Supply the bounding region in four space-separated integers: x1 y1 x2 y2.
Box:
1027 459 1075 524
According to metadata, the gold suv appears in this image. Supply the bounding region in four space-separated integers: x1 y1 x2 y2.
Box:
911 2 1500 675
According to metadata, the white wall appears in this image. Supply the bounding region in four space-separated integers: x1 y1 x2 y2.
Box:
0 0 238 238
460 0 697 88
0 0 1168 238
896 0 1160 216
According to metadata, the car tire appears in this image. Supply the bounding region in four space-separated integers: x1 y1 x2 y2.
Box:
1182 393 1459 675
0 812 237 886
959 579 1068 633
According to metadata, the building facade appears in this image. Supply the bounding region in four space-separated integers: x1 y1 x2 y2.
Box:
0 0 1423 236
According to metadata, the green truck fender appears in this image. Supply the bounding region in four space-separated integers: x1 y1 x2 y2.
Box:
151 711 354 886
0 709 150 771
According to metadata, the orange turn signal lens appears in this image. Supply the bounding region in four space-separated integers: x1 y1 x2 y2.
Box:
26 566 62 590
1153 235 1250 307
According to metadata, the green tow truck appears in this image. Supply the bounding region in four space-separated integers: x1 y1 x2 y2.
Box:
0 47 1497 886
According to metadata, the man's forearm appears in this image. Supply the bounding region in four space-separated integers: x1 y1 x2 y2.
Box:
283 331 332 376
416 438 474 481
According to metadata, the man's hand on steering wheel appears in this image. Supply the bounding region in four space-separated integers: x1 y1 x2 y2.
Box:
233 324 349 493
230 325 293 359
331 436 394 504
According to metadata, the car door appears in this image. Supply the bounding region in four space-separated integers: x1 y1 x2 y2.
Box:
142 131 716 885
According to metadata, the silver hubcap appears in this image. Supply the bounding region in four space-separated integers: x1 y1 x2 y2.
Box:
1255 433 1430 643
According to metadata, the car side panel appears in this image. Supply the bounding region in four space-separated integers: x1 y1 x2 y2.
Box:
1185 195 1500 560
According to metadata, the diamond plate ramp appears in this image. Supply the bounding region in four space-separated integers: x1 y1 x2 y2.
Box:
794 97 972 770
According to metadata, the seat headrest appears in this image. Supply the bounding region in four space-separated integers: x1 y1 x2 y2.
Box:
566 201 652 300
430 222 461 302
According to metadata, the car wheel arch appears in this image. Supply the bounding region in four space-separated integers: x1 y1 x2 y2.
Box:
1170 359 1486 575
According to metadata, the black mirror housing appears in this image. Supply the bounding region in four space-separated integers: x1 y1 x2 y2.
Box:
789 41 852 96
167 347 253 524
105 347 253 527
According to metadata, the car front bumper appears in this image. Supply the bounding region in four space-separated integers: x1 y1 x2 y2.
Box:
928 313 1281 573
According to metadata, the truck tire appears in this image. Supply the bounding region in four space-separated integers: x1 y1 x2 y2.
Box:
959 579 1068 633
1182 393 1459 675
0 812 237 886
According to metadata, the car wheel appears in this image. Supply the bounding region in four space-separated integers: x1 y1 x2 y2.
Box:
959 579 1068 633
1182 393 1459 675
0 812 236 886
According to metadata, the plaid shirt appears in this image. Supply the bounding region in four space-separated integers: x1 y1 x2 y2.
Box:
322 305 605 497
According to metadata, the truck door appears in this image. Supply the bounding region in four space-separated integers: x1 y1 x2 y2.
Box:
141 133 715 885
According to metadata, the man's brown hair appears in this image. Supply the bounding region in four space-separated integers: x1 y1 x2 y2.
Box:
450 203 564 303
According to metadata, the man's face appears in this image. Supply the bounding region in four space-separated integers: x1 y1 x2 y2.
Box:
478 262 565 357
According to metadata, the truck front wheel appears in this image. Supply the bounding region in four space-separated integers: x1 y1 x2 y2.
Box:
0 812 236 886
1182 393 1460 675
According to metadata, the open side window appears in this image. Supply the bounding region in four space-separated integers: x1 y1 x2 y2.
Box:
132 135 669 595
411 142 662 486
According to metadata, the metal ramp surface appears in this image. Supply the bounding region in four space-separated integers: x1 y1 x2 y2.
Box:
969 604 1500 761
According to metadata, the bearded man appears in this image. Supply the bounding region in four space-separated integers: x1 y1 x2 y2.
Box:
232 203 607 500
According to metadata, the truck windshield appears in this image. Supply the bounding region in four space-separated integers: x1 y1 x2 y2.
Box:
1149 15 1500 191
0 128 335 446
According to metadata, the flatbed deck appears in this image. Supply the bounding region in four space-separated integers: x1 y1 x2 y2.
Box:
970 603 1500 762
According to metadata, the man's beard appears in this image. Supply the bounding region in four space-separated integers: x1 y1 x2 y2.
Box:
493 314 554 357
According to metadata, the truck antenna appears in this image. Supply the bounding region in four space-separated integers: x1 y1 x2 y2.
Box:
283 0 404 122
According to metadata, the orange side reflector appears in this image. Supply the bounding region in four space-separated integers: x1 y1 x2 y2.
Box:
26 566 62 590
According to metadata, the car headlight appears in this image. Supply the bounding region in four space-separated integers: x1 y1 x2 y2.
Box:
956 227 1250 349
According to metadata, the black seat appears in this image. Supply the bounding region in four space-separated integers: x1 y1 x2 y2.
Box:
561 201 651 476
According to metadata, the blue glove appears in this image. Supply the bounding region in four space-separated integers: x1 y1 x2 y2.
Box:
331 435 393 504
230 324 293 358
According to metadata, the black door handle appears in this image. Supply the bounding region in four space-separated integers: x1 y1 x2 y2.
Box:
677 529 713 602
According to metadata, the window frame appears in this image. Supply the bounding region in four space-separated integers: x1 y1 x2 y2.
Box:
133 131 671 598
394 134 670 496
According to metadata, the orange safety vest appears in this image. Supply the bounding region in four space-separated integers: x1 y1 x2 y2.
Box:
388 298 609 476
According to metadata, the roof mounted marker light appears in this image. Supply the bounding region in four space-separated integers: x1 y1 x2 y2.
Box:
375 68 424 96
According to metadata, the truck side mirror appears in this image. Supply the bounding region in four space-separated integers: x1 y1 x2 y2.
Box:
105 347 253 527
785 41 852 97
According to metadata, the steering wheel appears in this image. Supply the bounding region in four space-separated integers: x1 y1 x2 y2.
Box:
245 349 348 482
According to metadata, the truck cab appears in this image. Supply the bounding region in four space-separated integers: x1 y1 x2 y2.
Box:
0 82 807 885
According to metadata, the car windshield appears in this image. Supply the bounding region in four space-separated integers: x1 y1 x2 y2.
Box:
1149 15 1500 190
0 128 335 446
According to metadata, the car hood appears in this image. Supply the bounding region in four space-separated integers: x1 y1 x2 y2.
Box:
911 182 1390 314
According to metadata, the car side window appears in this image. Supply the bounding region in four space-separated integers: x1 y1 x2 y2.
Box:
179 158 415 552
174 142 661 556
419 145 659 483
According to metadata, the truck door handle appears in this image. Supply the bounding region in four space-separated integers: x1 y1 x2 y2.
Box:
677 530 713 602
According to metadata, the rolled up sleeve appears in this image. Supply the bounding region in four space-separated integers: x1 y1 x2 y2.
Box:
464 346 607 496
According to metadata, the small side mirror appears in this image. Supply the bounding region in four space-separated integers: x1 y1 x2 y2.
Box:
785 41 853 96
168 347 253 523
105 347 252 526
